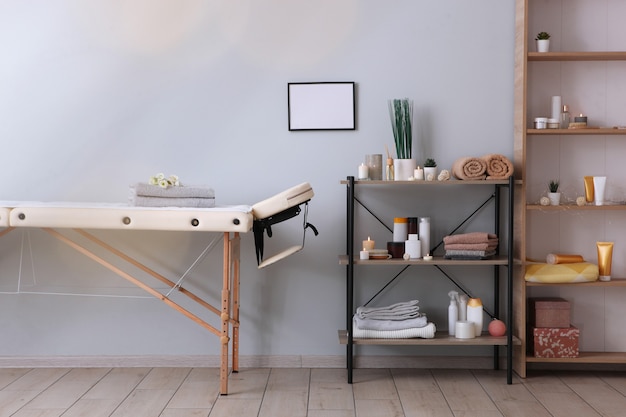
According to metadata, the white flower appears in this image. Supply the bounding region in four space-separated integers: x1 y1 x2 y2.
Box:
158 179 169 188
149 173 182 189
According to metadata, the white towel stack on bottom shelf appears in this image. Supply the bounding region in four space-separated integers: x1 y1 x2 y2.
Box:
352 300 436 339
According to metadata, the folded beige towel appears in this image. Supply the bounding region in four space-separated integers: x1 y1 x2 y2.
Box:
452 157 487 180
443 232 497 244
482 154 514 179
444 243 498 251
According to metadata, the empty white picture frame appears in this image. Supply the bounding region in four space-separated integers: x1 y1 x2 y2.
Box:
288 82 356 131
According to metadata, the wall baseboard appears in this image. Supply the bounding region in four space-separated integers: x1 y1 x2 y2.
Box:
0 355 499 369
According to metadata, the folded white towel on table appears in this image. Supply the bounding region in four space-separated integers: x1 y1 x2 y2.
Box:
354 314 428 331
129 196 216 208
356 300 419 320
352 319 436 339
131 183 215 199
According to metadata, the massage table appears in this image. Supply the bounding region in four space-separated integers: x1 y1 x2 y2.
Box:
0 182 314 395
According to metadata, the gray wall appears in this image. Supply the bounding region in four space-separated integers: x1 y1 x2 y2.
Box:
0 1 515 359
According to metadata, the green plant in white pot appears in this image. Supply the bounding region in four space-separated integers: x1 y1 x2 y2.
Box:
423 158 437 181
548 179 560 205
388 98 415 180
536 31 551 53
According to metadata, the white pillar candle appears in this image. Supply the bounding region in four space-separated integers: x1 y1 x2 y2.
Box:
358 163 369 180
414 166 424 180
360 250 369 260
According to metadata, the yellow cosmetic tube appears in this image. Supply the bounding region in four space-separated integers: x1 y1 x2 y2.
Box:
596 242 614 282
584 176 595 203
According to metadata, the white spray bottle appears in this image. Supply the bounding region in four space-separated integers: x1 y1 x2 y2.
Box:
458 294 468 321
448 291 459 336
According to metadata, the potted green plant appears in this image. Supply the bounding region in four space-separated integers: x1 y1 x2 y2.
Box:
424 158 437 181
536 31 551 53
388 98 415 180
548 179 560 205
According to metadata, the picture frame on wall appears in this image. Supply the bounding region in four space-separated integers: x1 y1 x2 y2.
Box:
288 82 356 131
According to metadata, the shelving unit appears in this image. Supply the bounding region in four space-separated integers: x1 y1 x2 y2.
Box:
513 0 626 377
339 176 516 384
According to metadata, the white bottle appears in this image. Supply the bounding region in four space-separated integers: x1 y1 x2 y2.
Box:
405 234 421 259
458 294 468 321
448 291 459 336
467 298 483 337
419 217 431 257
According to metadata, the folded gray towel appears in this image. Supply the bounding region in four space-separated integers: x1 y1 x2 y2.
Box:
131 183 215 199
129 196 216 208
354 314 428 331
356 300 420 320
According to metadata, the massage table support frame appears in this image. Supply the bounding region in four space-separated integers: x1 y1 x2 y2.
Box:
38 228 240 395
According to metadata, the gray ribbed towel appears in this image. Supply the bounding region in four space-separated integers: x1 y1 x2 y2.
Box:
129 196 215 208
131 183 215 199
356 300 420 320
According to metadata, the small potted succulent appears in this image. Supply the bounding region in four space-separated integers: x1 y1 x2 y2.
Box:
424 158 437 181
548 179 560 205
536 31 551 53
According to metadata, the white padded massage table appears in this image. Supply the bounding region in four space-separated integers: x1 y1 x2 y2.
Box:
0 182 314 395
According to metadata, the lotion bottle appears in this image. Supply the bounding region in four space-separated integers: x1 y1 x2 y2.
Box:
448 291 459 336
467 298 483 337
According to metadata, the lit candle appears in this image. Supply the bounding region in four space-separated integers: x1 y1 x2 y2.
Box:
360 249 370 260
414 166 424 180
574 114 587 124
358 163 369 180
423 253 433 261
362 237 375 251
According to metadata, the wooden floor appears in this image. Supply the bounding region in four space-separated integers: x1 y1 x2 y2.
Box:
0 367 625 417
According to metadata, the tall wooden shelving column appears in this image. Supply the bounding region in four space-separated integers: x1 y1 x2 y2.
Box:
513 0 626 378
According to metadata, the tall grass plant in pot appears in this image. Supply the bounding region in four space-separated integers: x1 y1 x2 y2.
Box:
389 98 415 180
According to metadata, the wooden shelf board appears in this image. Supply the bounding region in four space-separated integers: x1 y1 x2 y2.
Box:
338 330 520 346
338 255 510 266
527 203 626 211
528 51 626 61
526 278 626 287
339 179 513 185
527 351 626 364
527 128 626 135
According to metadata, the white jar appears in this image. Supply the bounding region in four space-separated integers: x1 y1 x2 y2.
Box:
466 298 483 337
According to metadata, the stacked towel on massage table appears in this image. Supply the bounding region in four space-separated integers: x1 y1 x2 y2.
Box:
129 183 216 208
352 300 436 339
443 232 498 259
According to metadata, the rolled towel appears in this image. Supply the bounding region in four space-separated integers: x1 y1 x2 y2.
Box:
452 157 487 180
352 320 436 339
481 154 514 179
129 196 216 208
443 232 497 245
356 300 419 321
131 183 215 199
354 314 428 331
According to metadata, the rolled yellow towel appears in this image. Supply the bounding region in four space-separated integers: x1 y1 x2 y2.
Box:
482 154 514 179
452 157 487 180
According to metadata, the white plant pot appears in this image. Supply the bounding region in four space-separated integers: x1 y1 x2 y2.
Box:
424 167 438 181
536 39 550 53
393 158 416 181
548 192 561 206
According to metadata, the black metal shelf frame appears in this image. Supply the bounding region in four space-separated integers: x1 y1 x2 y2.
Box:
344 176 514 384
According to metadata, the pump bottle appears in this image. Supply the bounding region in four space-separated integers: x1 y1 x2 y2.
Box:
448 291 459 336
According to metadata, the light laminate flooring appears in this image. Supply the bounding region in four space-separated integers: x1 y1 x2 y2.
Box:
0 367 625 417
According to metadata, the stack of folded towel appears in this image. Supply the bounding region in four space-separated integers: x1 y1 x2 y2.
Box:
129 183 216 208
352 300 436 339
443 232 498 259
